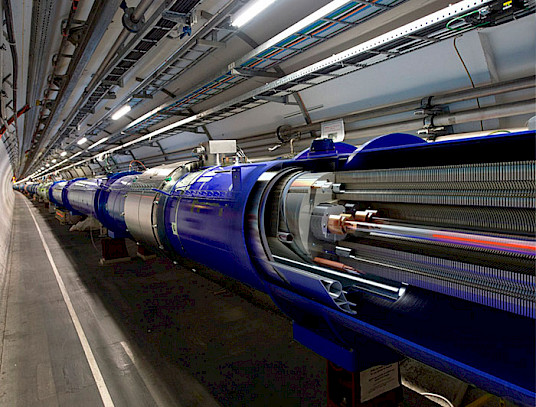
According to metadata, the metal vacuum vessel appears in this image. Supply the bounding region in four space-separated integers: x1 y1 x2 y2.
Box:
20 130 535 406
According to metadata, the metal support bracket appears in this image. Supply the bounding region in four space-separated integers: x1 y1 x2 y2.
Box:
52 75 68 88
253 95 298 105
102 78 124 88
132 91 153 99
414 106 446 117
66 25 87 46
188 108 212 140
162 10 190 24
196 39 226 48
231 68 283 79
199 10 213 20
122 7 145 33
418 125 454 140
155 141 168 160
416 103 452 138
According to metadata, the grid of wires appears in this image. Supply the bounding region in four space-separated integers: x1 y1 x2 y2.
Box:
34 1 536 179
125 0 406 134
33 0 204 172
114 1 535 156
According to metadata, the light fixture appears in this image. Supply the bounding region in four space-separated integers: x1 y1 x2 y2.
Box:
45 163 50 167
87 137 109 150
52 159 57 163
60 151 67 157
232 0 277 28
41 167 45 170
77 137 88 145
127 107 161 129
112 105 131 120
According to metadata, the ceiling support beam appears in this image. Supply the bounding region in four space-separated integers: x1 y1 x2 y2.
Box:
253 95 298 105
23 0 122 175
188 108 213 140
132 92 153 99
29 0 175 174
236 31 314 128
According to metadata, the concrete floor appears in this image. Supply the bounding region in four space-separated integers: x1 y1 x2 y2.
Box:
0 194 327 407
1 194 506 407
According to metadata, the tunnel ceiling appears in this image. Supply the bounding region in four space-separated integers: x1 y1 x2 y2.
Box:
1 0 535 182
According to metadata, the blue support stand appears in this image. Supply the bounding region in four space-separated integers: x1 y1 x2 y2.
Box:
294 324 402 407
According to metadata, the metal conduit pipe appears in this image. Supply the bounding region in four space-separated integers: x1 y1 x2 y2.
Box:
35 0 185 172
343 75 536 125
92 0 245 139
84 0 153 93
38 0 244 168
344 98 536 140
269 76 535 139
27 0 80 155
0 1 12 149
131 0 153 22
216 98 536 153
2 0 18 165
64 87 536 176
432 99 536 126
432 76 535 105
104 121 535 171
81 75 536 175
55 0 153 135
27 0 119 158
93 97 536 173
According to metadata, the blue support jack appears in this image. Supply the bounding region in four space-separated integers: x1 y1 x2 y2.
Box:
294 324 402 407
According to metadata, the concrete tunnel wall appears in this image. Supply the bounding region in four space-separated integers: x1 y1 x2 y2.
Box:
0 143 14 287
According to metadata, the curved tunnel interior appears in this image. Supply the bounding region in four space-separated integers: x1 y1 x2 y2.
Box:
13 129 536 406
2 0 536 406
0 143 14 286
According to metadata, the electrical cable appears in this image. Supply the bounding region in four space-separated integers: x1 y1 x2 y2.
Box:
487 129 512 135
421 392 455 407
453 36 484 131
446 9 490 31
104 155 113 173
89 222 101 255
129 159 147 171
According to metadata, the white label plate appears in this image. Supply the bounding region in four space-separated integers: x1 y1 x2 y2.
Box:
360 362 400 403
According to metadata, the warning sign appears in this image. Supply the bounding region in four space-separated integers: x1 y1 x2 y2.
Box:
360 362 400 402
321 119 345 142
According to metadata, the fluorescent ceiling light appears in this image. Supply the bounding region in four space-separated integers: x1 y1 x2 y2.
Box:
112 105 131 120
87 137 109 150
77 137 88 145
125 0 350 131
127 107 162 129
232 0 277 28
60 151 67 157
